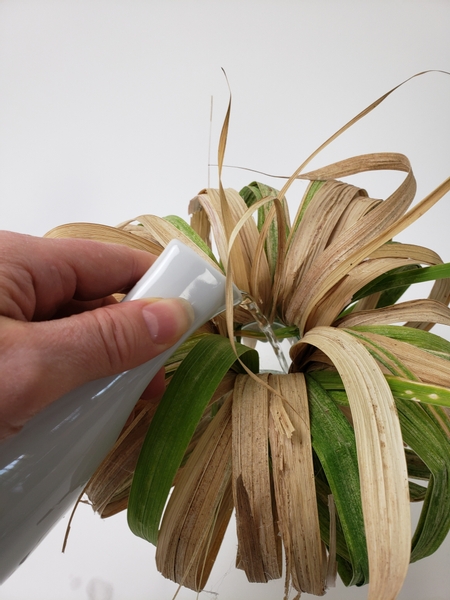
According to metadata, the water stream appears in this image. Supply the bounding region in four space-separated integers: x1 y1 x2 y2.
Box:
240 293 290 374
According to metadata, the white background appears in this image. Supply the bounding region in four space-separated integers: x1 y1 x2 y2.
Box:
1 1 450 599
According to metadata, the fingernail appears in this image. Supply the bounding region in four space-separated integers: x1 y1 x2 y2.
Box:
141 298 195 345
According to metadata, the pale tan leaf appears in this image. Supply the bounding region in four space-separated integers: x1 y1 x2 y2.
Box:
369 242 443 265
351 292 383 312
188 195 212 247
276 70 448 205
356 242 450 330
291 327 411 600
116 220 162 245
305 257 418 330
191 192 229 266
381 177 450 250
352 330 450 388
196 187 250 297
206 188 272 305
156 394 233 591
328 197 383 245
248 198 284 314
281 180 367 314
285 154 417 334
336 299 450 329
232 374 282 582
249 197 288 320
268 373 326 596
296 244 442 327
134 214 219 269
85 400 156 517
299 152 412 183
223 192 284 315
406 277 450 330
234 475 266 581
44 222 163 254
174 387 237 487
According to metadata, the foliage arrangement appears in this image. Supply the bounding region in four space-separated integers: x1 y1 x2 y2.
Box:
49 72 450 599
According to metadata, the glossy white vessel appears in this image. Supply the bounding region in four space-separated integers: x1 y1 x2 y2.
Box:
0 239 241 583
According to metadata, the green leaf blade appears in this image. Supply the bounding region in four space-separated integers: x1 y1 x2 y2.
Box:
395 400 450 562
163 215 219 265
353 263 450 302
127 334 258 544
307 374 369 586
350 324 450 359
239 181 289 278
387 376 450 408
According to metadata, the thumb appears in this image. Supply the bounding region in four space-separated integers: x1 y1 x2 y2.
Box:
2 298 194 434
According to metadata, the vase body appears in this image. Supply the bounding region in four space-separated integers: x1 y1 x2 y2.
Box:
0 239 240 583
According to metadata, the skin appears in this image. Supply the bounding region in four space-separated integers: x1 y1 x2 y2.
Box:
0 231 194 440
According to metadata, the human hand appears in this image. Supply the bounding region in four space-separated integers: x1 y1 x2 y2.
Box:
0 231 194 440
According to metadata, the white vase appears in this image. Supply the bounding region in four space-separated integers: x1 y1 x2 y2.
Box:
0 239 241 583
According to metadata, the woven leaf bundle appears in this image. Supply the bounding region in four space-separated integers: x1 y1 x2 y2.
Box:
49 72 450 599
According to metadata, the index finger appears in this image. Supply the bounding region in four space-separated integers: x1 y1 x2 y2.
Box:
0 232 158 321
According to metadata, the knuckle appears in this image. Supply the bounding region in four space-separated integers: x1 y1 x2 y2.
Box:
94 307 138 373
